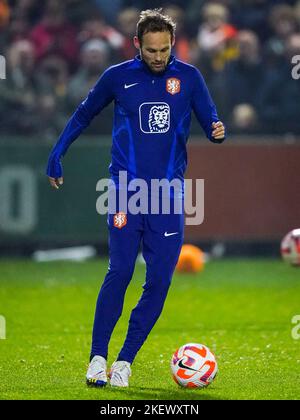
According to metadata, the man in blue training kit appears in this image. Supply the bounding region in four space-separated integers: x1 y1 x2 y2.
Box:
47 9 225 387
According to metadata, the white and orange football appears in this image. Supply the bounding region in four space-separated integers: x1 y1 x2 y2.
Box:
281 228 300 266
171 343 218 388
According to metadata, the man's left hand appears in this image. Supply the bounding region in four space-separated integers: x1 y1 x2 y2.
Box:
212 121 225 140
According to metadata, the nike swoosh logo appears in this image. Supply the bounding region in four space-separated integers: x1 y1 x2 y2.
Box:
124 83 139 89
164 232 179 237
178 359 198 372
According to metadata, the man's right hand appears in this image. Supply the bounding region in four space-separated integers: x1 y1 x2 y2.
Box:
47 154 63 189
48 176 64 190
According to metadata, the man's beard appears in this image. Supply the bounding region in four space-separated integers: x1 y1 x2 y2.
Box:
150 63 166 73
141 52 169 74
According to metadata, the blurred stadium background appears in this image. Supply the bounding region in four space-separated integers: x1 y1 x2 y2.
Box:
0 0 300 258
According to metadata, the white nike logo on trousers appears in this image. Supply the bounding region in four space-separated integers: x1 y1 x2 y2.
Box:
164 232 179 237
124 83 139 89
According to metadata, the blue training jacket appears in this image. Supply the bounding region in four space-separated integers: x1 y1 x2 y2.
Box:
46 55 225 188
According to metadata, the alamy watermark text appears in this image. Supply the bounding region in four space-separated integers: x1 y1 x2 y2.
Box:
0 315 6 339
292 55 300 80
96 172 204 226
291 315 300 340
0 55 6 80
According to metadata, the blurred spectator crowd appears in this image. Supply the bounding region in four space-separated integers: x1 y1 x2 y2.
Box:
1 0 300 139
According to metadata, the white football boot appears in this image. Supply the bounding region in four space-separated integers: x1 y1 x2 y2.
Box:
86 355 108 387
109 361 131 387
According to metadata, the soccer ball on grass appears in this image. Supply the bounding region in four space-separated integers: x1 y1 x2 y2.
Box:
171 343 218 388
175 244 205 273
281 229 300 266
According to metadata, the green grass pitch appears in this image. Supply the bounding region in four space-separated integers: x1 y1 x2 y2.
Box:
0 258 299 400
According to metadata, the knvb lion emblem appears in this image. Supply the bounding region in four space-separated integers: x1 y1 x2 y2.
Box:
139 102 170 133
166 78 181 95
113 212 127 229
